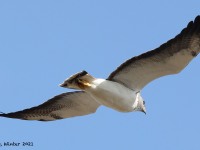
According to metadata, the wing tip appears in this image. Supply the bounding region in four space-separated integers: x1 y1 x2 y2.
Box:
194 15 200 23
180 15 200 35
187 15 200 26
0 112 25 120
0 112 56 121
107 15 200 82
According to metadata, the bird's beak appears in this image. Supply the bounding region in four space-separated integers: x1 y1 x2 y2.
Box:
142 110 146 115
142 107 146 115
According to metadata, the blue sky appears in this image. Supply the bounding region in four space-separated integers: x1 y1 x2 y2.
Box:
0 1 200 150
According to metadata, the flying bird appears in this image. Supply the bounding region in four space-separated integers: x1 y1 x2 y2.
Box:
0 16 200 121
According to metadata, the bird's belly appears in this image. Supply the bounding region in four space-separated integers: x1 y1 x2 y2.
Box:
88 80 137 112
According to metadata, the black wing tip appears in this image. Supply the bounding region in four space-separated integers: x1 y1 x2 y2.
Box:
181 15 200 34
0 112 56 121
0 111 40 121
191 15 200 28
194 15 200 23
0 112 25 120
107 15 200 81
188 15 200 26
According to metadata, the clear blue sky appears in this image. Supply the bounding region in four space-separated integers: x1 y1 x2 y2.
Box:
0 1 200 150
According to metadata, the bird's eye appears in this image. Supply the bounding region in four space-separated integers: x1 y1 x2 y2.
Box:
143 101 145 105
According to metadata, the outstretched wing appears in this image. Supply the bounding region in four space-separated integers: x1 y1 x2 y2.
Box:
0 91 100 121
108 16 200 91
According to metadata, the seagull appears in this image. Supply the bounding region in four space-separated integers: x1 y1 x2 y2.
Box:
0 16 200 121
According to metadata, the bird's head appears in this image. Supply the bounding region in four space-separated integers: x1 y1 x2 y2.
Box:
59 70 95 90
134 93 146 114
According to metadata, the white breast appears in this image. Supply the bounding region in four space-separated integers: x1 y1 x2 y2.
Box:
86 79 137 112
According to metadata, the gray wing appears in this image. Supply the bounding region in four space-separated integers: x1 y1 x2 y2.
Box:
0 91 100 121
108 16 200 91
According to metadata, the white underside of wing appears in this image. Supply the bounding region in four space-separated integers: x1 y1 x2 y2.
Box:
52 93 100 119
0 91 101 121
108 16 200 90
112 47 197 91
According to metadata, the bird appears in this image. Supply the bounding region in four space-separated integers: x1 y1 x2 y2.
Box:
0 16 200 121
